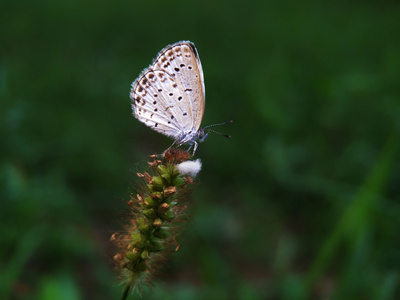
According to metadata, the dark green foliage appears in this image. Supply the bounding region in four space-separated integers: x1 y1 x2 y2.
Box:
1 0 399 299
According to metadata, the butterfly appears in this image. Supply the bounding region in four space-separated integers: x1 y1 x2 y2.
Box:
130 41 230 155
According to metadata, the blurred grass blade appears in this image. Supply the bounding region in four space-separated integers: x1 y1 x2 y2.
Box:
303 135 398 296
0 226 45 299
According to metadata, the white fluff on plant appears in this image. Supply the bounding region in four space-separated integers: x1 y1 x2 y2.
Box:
177 159 202 177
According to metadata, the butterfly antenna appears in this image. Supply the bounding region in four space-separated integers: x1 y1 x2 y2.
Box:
203 120 233 129
207 129 231 139
203 120 233 139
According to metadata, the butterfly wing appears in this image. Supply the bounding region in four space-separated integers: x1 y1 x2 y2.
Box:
152 41 205 132
131 68 184 138
130 41 205 139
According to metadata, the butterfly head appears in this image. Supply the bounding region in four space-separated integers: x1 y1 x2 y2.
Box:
197 129 209 143
174 121 232 155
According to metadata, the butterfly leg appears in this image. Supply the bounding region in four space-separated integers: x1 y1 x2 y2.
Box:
184 143 195 156
167 139 188 153
181 141 197 156
169 139 179 149
191 141 198 156
165 140 179 156
167 136 198 155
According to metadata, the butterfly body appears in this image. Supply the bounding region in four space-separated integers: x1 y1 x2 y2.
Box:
130 41 206 154
173 128 209 154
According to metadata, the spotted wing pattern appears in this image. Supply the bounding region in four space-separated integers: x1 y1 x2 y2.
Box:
130 41 205 138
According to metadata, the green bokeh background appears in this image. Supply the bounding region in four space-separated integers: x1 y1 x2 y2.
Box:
2 1 400 299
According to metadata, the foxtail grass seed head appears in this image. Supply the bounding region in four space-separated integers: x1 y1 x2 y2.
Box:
111 149 200 297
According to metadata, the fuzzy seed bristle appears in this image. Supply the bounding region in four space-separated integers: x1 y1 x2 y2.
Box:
110 233 118 241
143 172 152 181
